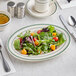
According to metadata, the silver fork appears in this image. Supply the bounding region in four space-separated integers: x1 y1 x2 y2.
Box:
0 44 11 72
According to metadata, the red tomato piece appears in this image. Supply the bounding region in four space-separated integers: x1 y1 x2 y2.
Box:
37 30 42 34
33 38 38 41
53 37 58 42
19 38 23 43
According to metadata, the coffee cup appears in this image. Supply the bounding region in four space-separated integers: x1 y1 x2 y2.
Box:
34 0 50 13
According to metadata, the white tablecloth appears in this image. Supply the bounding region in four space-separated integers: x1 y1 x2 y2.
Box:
0 0 76 76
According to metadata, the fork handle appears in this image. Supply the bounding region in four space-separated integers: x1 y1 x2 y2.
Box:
0 50 11 72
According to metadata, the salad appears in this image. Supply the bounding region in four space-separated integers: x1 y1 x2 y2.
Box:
14 25 65 55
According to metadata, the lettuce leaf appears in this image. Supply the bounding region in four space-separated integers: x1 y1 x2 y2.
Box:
48 25 55 33
24 47 34 54
23 43 37 52
39 32 52 40
57 33 65 46
17 31 30 38
41 44 48 52
33 33 41 40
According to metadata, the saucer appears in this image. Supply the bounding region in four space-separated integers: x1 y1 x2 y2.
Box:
26 0 57 18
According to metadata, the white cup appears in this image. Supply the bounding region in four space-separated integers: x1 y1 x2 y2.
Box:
34 0 50 13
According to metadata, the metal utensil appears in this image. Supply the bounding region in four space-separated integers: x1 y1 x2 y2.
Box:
59 15 76 41
0 44 11 72
68 16 76 26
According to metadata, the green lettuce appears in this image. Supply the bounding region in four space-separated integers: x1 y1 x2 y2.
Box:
57 33 65 46
48 25 55 33
17 31 30 38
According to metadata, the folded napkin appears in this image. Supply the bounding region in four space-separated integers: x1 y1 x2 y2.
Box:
57 0 76 9
0 39 16 76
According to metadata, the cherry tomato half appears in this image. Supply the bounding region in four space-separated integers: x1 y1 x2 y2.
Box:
37 30 42 34
33 38 38 41
19 38 23 43
53 37 58 42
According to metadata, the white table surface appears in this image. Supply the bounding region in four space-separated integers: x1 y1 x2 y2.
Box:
0 0 76 76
